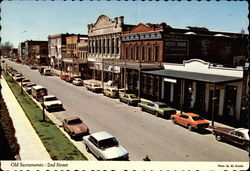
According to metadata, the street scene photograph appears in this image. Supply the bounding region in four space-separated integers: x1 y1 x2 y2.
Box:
0 0 249 170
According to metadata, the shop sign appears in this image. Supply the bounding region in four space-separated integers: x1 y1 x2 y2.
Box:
165 40 188 56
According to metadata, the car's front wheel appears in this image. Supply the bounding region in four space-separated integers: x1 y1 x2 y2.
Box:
244 143 250 152
155 111 159 117
172 118 176 124
187 124 193 131
216 135 222 141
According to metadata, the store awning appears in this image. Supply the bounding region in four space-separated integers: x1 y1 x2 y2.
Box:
142 69 243 84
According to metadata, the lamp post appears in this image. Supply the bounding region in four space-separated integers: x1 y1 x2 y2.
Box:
138 33 142 99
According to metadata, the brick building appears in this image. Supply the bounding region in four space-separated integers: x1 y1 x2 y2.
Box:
120 23 248 127
23 40 48 65
63 34 88 76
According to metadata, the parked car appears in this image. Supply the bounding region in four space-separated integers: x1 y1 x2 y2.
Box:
24 83 36 94
31 85 48 101
139 101 176 117
62 117 89 138
60 74 70 81
72 78 83 86
21 79 30 83
86 83 103 93
212 127 249 151
65 76 74 83
103 88 119 98
119 93 141 106
83 131 129 161
30 65 38 69
43 69 52 76
171 113 209 131
41 95 63 111
14 76 25 82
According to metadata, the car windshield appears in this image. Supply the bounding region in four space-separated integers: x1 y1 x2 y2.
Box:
98 138 119 149
93 84 101 87
45 97 57 101
158 104 168 108
192 116 204 121
68 118 82 125
27 84 36 87
129 94 137 98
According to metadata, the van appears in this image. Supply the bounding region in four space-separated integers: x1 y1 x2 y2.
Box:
31 85 48 101
44 69 51 76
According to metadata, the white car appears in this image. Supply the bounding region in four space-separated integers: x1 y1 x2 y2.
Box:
72 78 83 86
42 95 63 111
83 131 129 161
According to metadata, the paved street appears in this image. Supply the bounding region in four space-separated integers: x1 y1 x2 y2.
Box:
4 60 249 161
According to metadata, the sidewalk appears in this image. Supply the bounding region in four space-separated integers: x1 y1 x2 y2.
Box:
1 78 51 160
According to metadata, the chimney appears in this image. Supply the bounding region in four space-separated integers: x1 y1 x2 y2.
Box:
114 17 118 24
119 16 124 25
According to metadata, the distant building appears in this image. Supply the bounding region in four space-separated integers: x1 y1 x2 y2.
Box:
18 43 25 61
48 34 70 69
23 40 48 65
9 48 18 59
64 34 88 76
87 15 134 85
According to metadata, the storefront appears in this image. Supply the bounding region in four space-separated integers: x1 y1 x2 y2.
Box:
142 59 245 126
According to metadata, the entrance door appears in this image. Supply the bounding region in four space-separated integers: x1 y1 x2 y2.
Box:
209 89 220 120
223 85 237 120
195 83 205 114
164 82 171 104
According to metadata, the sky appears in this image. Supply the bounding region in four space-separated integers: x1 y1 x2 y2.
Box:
0 1 248 48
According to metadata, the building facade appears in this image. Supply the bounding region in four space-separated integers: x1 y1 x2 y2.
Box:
87 15 134 85
18 43 25 61
63 34 88 76
48 34 69 69
23 40 48 65
120 23 248 127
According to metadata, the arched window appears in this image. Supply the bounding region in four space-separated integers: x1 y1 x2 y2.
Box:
147 45 151 62
103 39 105 54
129 45 133 60
135 45 139 61
107 38 110 54
111 38 115 54
99 39 101 54
154 45 159 62
116 37 119 54
141 45 145 62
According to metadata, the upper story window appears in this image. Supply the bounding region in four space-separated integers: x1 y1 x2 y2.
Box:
116 37 119 54
141 45 145 62
147 45 152 62
129 45 133 60
135 45 139 61
154 45 159 62
107 38 110 54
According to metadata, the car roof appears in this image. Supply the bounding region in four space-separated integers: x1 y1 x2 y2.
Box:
183 113 200 117
66 116 81 121
153 102 166 105
32 85 46 90
44 95 56 98
91 131 114 141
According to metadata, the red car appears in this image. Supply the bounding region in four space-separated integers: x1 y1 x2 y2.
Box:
60 74 70 81
171 113 209 131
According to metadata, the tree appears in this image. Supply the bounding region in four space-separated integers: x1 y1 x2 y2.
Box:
0 42 14 56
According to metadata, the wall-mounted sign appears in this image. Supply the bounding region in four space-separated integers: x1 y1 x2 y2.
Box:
165 40 188 56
